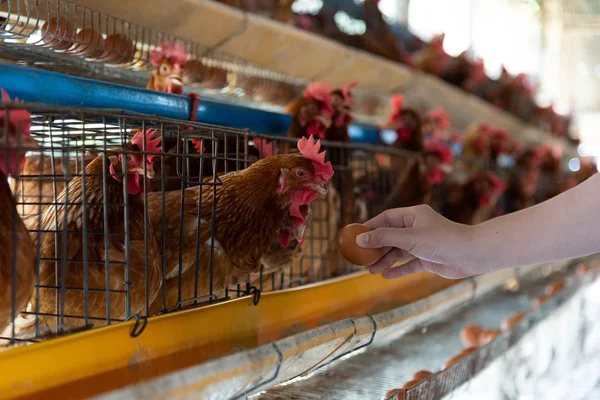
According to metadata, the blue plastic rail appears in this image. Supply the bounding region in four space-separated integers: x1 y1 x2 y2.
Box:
0 64 380 143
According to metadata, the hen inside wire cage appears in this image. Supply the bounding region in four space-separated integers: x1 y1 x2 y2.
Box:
0 0 307 106
0 99 575 350
0 101 408 347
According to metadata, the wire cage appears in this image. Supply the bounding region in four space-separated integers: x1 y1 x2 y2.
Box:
0 0 395 121
0 0 307 105
0 100 429 348
0 99 576 353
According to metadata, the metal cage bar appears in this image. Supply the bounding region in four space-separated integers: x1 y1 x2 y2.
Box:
0 102 404 347
0 101 578 352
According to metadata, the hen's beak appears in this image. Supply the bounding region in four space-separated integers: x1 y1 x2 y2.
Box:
316 115 332 129
168 74 182 86
135 164 155 179
440 164 453 174
292 224 306 243
143 164 155 179
310 182 328 195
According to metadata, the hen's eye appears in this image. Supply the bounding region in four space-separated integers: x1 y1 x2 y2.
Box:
126 154 132 162
294 168 307 179
160 65 168 73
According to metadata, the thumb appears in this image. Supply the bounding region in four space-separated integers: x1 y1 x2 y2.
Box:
356 227 420 250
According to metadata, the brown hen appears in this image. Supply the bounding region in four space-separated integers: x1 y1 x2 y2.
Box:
0 91 39 338
148 136 334 313
287 82 334 143
25 129 163 335
383 139 454 212
326 82 356 228
147 42 188 94
12 152 97 229
442 172 506 225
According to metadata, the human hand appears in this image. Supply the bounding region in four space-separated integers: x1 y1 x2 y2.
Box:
356 205 490 279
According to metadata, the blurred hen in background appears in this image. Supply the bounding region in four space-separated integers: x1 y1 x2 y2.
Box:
0 90 38 339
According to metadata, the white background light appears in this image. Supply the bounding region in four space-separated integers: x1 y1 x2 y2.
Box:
408 0 540 77
291 0 323 15
578 143 594 157
578 62 589 76
334 11 366 35
380 129 398 145
568 158 581 172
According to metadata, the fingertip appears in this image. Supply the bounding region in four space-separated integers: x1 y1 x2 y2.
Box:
368 264 386 274
382 269 404 279
382 259 422 279
355 232 370 247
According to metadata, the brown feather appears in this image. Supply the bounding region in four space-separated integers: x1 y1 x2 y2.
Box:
28 150 161 334
442 173 498 225
148 153 321 313
12 153 96 230
0 173 35 336
383 159 430 211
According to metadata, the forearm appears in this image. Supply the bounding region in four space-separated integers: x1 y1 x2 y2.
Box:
473 173 600 271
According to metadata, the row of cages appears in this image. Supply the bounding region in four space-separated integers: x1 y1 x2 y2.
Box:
0 0 392 117
0 0 576 146
0 0 313 108
0 101 575 350
211 0 574 137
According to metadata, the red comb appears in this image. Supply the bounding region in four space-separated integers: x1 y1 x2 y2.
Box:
427 108 451 130
341 81 357 100
254 138 279 159
488 172 507 194
432 33 445 44
491 128 510 141
389 94 405 122
513 140 525 155
425 139 453 165
303 81 331 103
132 128 162 164
391 94 404 114
550 144 562 159
469 61 486 84
304 82 334 116
471 59 485 75
515 73 533 90
532 145 546 161
297 135 334 182
191 138 203 154
0 89 31 136
535 143 562 160
150 41 189 67
478 123 493 136
581 158 596 168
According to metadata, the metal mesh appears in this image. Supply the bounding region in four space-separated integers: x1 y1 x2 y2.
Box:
2 104 254 342
0 102 426 347
0 101 574 351
0 0 307 105
258 261 594 400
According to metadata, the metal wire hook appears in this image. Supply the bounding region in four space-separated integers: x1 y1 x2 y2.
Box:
231 341 283 400
248 285 261 306
126 314 148 338
318 314 378 370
